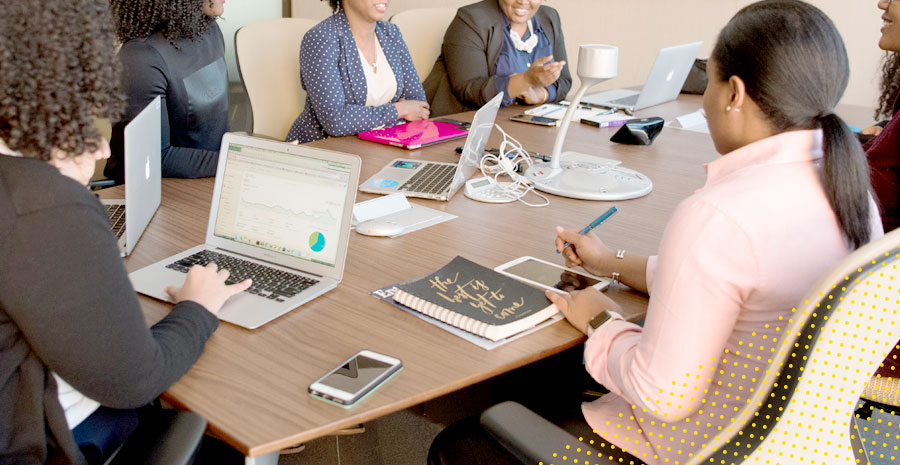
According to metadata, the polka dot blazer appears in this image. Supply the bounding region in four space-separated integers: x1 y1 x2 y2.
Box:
286 10 426 143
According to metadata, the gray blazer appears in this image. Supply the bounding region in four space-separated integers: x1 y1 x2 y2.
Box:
423 0 572 117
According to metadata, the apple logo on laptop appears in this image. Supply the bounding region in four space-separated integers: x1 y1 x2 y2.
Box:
144 156 151 180
666 70 675 82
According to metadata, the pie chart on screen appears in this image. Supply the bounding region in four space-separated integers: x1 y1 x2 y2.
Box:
308 232 326 253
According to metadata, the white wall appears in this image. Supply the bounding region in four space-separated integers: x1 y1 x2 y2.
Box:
290 0 885 109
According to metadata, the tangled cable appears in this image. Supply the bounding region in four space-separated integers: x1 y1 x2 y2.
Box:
477 124 550 207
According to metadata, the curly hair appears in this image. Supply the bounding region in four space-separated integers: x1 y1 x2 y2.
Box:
0 0 124 160
109 0 216 43
876 52 900 120
323 0 342 13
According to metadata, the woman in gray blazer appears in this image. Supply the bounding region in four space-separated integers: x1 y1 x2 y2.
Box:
424 0 572 117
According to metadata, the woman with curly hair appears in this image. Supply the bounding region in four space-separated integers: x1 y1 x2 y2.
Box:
861 0 900 405
863 0 900 233
105 0 228 182
286 0 430 143
0 1 249 463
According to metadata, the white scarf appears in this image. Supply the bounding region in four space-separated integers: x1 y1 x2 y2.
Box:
509 18 538 53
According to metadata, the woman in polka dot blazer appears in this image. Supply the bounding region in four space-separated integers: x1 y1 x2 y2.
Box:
286 0 429 143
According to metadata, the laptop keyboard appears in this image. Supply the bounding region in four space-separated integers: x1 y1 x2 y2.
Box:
165 250 319 303
399 163 455 195
608 94 639 107
105 204 126 239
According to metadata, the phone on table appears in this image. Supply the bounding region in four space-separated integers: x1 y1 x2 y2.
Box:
494 256 610 294
308 350 402 406
509 114 559 127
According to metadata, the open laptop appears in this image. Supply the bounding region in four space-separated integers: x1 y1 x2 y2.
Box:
358 92 502 201
357 119 469 150
101 96 162 256
582 41 702 113
129 133 361 329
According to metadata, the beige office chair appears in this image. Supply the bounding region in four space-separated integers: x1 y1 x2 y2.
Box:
389 8 457 82
90 117 116 189
235 18 318 140
483 227 900 464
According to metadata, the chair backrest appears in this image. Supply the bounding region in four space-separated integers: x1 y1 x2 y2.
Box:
91 117 112 182
389 8 457 82
687 227 900 464
235 18 318 140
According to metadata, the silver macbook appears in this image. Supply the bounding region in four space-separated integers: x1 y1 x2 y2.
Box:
102 96 162 256
582 41 702 113
358 92 502 201
129 133 361 329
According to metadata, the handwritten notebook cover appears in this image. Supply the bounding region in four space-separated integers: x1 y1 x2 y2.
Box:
393 256 557 341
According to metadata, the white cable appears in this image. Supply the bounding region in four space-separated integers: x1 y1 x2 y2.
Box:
475 125 550 207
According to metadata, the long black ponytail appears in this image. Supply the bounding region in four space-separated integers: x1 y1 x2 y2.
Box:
712 0 872 250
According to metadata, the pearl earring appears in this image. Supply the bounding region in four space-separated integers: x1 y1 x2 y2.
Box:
725 105 732 112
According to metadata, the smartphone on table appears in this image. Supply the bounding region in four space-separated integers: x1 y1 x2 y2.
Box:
509 114 559 127
494 256 610 294
308 350 402 406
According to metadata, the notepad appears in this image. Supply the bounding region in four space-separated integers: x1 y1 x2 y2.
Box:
392 256 558 342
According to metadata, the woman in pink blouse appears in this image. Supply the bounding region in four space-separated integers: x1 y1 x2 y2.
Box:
429 1 882 464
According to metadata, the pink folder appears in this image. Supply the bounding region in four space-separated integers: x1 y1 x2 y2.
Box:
358 120 468 150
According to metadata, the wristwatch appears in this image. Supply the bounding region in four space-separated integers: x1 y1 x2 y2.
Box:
586 310 624 337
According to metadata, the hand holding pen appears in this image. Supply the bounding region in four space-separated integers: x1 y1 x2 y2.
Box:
554 206 617 277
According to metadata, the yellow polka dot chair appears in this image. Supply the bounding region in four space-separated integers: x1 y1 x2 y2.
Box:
388 8 457 83
481 227 900 465
235 18 318 140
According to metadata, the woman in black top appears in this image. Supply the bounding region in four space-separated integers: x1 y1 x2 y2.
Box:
0 1 249 463
105 0 229 182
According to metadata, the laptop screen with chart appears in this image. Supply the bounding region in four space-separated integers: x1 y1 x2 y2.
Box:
130 134 361 329
212 143 349 268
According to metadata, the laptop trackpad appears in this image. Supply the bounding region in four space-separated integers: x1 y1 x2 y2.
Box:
366 161 423 188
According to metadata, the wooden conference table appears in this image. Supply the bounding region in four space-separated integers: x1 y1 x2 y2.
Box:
107 96 872 464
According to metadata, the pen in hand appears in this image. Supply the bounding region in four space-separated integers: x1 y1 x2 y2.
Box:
556 206 618 254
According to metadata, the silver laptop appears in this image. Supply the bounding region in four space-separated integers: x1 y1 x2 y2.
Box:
102 96 162 256
358 92 502 201
582 41 702 113
130 133 362 329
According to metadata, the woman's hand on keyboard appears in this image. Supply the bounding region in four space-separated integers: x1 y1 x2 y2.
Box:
165 262 252 314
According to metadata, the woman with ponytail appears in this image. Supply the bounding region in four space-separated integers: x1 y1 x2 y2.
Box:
429 2 883 464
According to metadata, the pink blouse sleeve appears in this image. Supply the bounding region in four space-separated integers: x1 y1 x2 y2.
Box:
645 255 659 293
583 198 758 421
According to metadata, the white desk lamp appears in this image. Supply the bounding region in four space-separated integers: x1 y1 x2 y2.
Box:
524 44 653 201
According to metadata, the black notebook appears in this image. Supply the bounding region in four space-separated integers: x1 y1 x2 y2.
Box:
393 256 558 341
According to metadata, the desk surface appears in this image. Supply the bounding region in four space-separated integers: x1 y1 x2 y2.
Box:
109 96 871 457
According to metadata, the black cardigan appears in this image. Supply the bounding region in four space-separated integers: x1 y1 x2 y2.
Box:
0 156 218 464
106 22 229 183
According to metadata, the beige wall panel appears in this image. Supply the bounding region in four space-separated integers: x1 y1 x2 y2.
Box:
290 0 884 110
